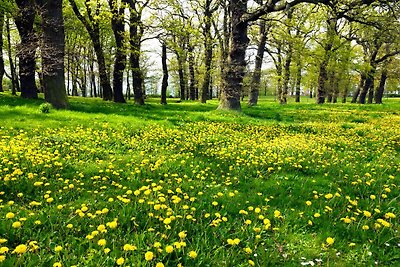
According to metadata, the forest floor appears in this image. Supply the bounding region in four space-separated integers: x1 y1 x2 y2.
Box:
0 93 399 266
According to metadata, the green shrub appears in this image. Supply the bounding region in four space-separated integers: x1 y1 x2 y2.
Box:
39 103 52 113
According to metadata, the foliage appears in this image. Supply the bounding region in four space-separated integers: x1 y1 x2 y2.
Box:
0 94 399 266
38 102 51 113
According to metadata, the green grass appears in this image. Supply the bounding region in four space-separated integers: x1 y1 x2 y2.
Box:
0 92 399 266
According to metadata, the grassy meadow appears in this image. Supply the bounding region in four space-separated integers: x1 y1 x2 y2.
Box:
0 93 399 266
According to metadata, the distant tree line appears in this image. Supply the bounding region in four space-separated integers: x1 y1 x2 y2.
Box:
0 0 399 110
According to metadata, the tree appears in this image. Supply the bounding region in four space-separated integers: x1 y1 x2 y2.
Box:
36 0 69 109
125 0 149 105
15 0 38 99
160 42 168 105
108 0 126 103
68 0 113 101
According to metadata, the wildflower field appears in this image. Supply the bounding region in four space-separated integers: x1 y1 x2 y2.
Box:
0 95 399 266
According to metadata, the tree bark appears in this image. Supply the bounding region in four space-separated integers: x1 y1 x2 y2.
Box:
0 11 4 93
201 0 213 104
218 0 248 111
281 48 292 104
109 0 126 103
351 72 365 103
128 5 145 105
374 67 387 104
188 45 197 101
68 0 113 101
248 20 266 106
36 0 69 109
295 59 301 102
160 43 168 105
6 19 19 95
316 17 336 104
15 0 38 99
175 50 186 101
358 65 376 104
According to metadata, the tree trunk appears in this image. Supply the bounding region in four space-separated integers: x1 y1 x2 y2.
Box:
367 80 375 104
6 19 19 95
176 51 186 101
295 59 301 103
161 43 168 105
281 49 292 104
352 72 365 103
332 75 339 103
316 18 336 104
37 0 69 109
15 0 38 99
109 1 126 103
188 45 197 101
248 20 266 106
128 8 145 105
68 0 113 101
358 66 376 104
218 0 248 110
374 68 387 104
0 11 4 93
201 2 213 104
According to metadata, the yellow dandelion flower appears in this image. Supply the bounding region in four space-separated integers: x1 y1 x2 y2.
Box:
12 222 22 228
116 257 125 265
188 250 197 259
0 247 9 253
13 244 27 254
5 212 14 219
145 251 154 261
326 237 334 245
97 239 106 246
54 246 63 252
165 245 174 253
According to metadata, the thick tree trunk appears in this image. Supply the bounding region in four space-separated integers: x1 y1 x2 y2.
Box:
248 20 266 106
128 8 145 105
352 73 364 103
161 43 168 105
367 80 375 104
0 11 4 93
218 0 248 110
358 66 376 104
188 45 197 101
316 18 336 104
15 0 38 99
109 1 126 103
68 0 113 101
37 0 68 109
374 68 387 104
